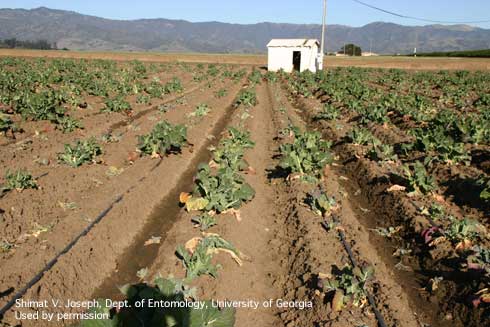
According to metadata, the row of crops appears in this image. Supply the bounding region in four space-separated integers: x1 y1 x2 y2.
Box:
283 67 490 323
0 58 249 197
0 57 259 325
0 57 247 137
77 77 261 325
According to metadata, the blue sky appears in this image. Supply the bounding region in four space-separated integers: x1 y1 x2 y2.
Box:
2 0 490 28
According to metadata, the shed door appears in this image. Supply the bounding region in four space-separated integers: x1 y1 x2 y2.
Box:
293 51 301 71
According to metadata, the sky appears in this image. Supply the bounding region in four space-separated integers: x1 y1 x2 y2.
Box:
2 0 490 29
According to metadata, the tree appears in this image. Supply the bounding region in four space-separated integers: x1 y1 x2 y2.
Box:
339 44 362 56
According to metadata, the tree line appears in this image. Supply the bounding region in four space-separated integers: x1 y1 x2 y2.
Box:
0 38 57 50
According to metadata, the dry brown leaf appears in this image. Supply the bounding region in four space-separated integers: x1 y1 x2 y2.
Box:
208 160 219 169
223 208 242 222
246 166 256 175
318 272 330 279
386 184 406 192
184 237 202 254
144 236 162 246
323 165 330 177
432 193 446 203
179 192 191 204
208 248 244 266
455 239 473 252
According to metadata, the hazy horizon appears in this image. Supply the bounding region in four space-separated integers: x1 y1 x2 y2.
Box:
1 0 490 29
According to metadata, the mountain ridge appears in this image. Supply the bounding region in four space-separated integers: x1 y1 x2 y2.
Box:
0 7 489 54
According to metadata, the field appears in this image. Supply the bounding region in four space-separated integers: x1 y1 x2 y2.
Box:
0 54 489 327
1 48 490 71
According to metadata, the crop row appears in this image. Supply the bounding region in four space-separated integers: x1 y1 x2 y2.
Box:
76 74 261 326
0 57 246 137
283 68 490 321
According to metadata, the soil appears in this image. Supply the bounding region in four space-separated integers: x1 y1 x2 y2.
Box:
1 55 488 327
284 81 490 326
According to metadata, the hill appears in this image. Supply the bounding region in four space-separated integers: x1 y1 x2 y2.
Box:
0 7 489 54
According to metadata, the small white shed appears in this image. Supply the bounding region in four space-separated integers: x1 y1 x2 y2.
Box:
267 39 320 73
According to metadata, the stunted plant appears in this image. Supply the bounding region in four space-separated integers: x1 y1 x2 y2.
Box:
0 113 17 135
234 88 257 107
189 103 210 118
466 246 490 274
164 77 183 93
215 88 228 98
248 69 262 85
191 213 217 231
400 161 436 195
56 116 82 133
58 138 102 167
138 120 187 158
1 170 37 193
279 129 333 181
136 94 151 105
306 189 338 217
318 265 374 312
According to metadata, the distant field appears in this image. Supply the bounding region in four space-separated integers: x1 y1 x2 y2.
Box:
415 49 490 58
0 49 489 70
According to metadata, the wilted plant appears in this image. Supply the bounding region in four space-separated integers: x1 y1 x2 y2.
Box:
176 234 242 280
191 213 217 231
56 116 82 133
306 189 338 217
234 89 257 107
189 103 210 118
215 88 228 98
58 138 102 167
318 265 374 311
0 113 17 135
1 170 37 192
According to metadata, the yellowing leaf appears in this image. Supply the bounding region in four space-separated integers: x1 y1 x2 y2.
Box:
185 197 209 211
332 289 345 312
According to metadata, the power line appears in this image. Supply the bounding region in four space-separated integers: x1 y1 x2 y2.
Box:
351 0 490 24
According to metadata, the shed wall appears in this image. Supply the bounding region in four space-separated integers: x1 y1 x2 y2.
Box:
268 46 318 73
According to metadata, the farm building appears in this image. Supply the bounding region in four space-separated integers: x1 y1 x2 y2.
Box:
267 39 320 73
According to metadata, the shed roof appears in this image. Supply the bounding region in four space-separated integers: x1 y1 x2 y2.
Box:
267 39 320 48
